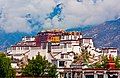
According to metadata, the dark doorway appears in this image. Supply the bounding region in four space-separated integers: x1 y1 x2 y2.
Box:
98 75 103 78
108 75 118 78
86 75 94 78
108 72 118 78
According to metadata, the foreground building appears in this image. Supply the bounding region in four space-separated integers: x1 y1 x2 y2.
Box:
6 29 119 77
58 54 119 78
102 47 118 57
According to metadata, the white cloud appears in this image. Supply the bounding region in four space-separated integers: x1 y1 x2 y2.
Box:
0 0 55 33
61 0 120 26
0 0 120 33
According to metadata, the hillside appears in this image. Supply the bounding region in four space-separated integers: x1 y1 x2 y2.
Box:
0 30 36 51
66 18 120 50
83 18 120 50
0 18 120 51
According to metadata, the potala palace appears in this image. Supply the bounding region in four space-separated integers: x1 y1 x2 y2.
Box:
6 29 119 78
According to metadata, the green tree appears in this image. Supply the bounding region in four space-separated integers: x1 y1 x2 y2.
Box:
0 52 15 78
22 54 58 77
73 48 91 66
48 64 58 77
81 49 91 63
101 55 108 68
92 55 111 68
114 56 120 68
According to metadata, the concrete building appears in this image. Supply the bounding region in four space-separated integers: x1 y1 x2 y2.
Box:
102 47 118 57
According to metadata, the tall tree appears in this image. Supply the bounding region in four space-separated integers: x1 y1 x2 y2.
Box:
48 64 58 77
91 55 108 68
73 48 91 66
0 52 15 78
22 54 58 77
114 56 120 68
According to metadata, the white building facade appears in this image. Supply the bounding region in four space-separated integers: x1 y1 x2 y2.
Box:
6 30 119 77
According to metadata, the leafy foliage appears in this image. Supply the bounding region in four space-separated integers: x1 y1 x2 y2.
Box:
22 54 58 77
0 52 15 78
93 55 108 68
93 55 120 69
73 48 120 69
101 55 108 68
73 48 91 65
114 56 120 68
48 64 58 77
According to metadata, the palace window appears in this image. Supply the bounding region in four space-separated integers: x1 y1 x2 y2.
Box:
66 36 69 40
41 43 46 49
110 51 117 53
98 75 103 78
84 39 90 43
65 55 68 58
61 36 64 40
61 54 64 58
26 38 30 40
12 47 16 50
68 44 72 48
59 61 65 67
21 47 22 50
24 47 29 50
17 47 20 50
64 43 67 48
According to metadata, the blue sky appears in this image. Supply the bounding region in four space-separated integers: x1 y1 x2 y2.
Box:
0 0 120 33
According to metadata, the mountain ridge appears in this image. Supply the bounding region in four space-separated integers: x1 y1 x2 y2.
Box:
0 18 120 51
66 18 120 50
84 18 120 50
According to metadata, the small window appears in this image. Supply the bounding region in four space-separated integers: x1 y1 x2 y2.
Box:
48 42 51 52
41 43 46 49
68 44 71 48
74 36 77 39
64 43 67 48
60 45 64 49
17 47 20 50
103 50 108 53
12 47 16 50
24 47 29 50
110 51 117 53
26 38 30 40
65 55 68 58
98 75 103 78
61 36 64 39
59 61 65 67
66 36 69 40
61 54 64 58
84 39 90 43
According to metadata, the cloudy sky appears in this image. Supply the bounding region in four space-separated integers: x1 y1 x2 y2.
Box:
0 0 120 33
